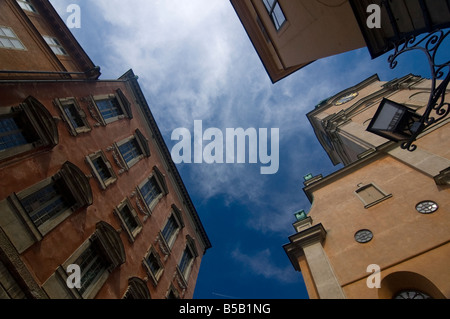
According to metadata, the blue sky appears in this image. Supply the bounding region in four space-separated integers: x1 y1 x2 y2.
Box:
50 0 442 299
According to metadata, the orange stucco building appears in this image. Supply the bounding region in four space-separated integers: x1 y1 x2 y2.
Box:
284 74 449 299
0 0 211 299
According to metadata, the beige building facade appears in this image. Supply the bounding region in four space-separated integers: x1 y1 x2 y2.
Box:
230 0 365 82
284 74 450 299
231 0 450 82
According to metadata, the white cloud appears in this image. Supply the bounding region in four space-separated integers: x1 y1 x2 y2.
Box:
51 0 351 236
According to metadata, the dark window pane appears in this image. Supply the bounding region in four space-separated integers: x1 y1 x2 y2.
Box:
179 248 193 275
75 245 109 296
140 177 162 206
162 215 179 243
20 179 75 228
92 156 112 181
118 139 143 164
0 114 38 150
119 205 138 232
146 253 161 275
96 98 123 120
63 103 85 129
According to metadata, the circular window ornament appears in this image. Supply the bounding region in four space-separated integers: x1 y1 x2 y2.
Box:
394 290 432 299
354 229 373 243
416 201 438 214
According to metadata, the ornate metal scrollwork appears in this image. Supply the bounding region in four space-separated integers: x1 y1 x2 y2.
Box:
388 29 450 151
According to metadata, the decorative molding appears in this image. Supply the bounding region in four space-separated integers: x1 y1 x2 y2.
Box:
106 145 127 174
82 96 102 127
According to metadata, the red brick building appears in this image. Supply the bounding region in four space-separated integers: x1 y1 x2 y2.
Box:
0 0 211 299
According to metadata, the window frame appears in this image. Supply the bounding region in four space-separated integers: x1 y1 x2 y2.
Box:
355 183 392 208
113 129 150 171
115 136 144 170
42 222 125 299
16 0 38 13
262 0 287 31
166 285 180 299
0 162 93 253
176 236 199 285
54 97 91 136
142 246 164 286
0 26 26 50
137 176 163 214
88 89 132 126
122 277 151 299
0 97 58 163
85 150 117 190
113 198 143 243
136 168 168 215
42 35 67 56
12 174 77 236
160 205 184 252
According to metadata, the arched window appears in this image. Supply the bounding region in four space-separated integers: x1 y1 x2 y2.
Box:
0 96 58 163
394 290 432 299
378 271 445 299
42 221 126 299
0 161 93 253
123 277 151 299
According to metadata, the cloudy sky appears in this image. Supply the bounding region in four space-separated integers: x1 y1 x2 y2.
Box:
50 0 436 299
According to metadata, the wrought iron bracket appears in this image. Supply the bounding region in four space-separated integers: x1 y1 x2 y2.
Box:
388 28 450 151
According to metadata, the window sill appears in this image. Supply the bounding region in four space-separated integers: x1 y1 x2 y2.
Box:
364 194 393 209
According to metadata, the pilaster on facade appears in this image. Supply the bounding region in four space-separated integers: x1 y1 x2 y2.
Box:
284 218 346 299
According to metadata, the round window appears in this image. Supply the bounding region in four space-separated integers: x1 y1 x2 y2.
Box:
394 290 432 299
416 201 438 214
354 229 373 243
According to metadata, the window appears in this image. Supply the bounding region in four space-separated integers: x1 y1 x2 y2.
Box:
1 162 93 253
143 248 164 286
416 201 438 214
42 36 67 55
119 138 143 165
0 96 59 163
114 129 151 170
75 244 109 297
161 205 184 250
140 177 162 207
41 222 126 299
394 290 432 299
262 0 286 31
123 278 151 299
54 98 90 136
114 198 142 242
166 285 180 299
135 166 168 215
179 248 194 277
96 98 123 121
89 89 132 126
85 151 117 190
16 0 37 13
0 26 25 50
177 236 199 284
13 162 92 236
0 113 38 151
19 177 76 231
354 229 373 244
0 260 27 299
355 184 392 208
